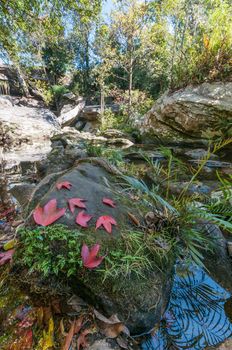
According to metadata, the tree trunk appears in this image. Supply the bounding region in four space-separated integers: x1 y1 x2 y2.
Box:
100 86 105 114
128 56 133 117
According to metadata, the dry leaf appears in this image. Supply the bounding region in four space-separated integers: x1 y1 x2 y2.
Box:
62 321 75 350
127 212 140 226
94 310 130 339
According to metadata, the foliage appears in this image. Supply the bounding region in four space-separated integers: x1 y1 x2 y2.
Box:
18 225 83 277
86 143 124 167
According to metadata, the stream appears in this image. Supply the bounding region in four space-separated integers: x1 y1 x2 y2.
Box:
1 133 232 350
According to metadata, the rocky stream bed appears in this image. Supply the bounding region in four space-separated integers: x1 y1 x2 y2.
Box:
0 92 232 350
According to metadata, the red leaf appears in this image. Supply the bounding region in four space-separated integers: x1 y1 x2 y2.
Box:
81 244 104 269
56 181 72 190
96 216 117 234
0 249 15 266
68 198 86 213
76 211 92 228
102 198 116 208
33 199 66 226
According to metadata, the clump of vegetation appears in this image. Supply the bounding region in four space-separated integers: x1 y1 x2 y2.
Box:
17 225 84 277
86 143 124 166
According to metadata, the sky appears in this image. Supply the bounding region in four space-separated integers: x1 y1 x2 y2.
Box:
102 0 114 19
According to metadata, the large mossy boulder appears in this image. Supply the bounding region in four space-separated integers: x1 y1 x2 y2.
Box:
137 82 232 141
24 160 173 334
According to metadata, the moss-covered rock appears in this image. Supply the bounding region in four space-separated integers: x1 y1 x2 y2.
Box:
21 160 174 334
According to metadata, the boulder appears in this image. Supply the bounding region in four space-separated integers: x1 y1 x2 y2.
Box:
137 82 232 141
25 160 173 334
0 95 13 108
203 222 232 292
58 98 85 127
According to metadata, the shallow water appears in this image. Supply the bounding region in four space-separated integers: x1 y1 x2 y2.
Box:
142 263 232 350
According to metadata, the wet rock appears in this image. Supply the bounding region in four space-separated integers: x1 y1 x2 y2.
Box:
10 183 36 208
189 160 232 168
203 222 232 292
168 181 218 195
184 148 219 160
227 242 232 257
26 160 173 334
125 150 165 162
136 82 232 141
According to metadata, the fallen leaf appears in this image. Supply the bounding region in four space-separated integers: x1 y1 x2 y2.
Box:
56 181 72 190
68 198 86 213
0 249 15 266
3 239 17 251
81 244 105 269
62 317 83 350
76 211 92 228
38 317 54 350
74 316 84 334
96 216 117 234
33 199 66 226
102 198 116 208
62 321 75 350
127 212 140 227
94 310 130 339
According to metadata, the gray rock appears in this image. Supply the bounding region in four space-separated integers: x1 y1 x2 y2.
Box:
184 148 219 160
26 161 173 334
189 160 232 168
203 222 232 292
0 95 13 108
58 99 85 127
86 340 120 350
10 183 36 208
75 120 86 130
137 82 232 140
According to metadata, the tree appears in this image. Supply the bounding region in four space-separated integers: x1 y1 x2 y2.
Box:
0 0 102 96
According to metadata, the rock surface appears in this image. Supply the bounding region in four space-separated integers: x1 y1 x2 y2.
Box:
58 97 85 127
0 96 60 152
137 82 232 140
25 160 172 334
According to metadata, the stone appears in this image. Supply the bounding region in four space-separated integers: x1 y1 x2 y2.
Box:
136 82 232 141
202 222 232 292
0 95 13 108
184 148 219 160
25 160 172 334
58 99 85 127
189 160 232 168
86 339 120 350
101 129 129 139
227 242 232 257
75 120 86 131
10 183 36 208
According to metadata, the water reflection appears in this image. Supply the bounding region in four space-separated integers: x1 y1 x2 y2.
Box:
142 263 232 349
